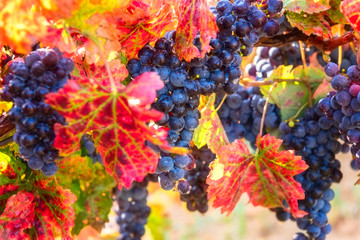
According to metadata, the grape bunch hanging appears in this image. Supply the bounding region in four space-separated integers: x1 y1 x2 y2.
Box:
1 0 360 239
1 48 74 177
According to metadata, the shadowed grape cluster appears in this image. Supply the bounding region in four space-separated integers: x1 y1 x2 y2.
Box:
81 134 103 165
278 107 348 240
245 44 316 79
179 145 216 213
217 85 280 149
1 48 74 177
318 62 360 170
125 0 284 190
114 175 157 240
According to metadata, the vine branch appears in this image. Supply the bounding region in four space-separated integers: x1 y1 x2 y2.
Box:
239 77 329 87
255 28 356 52
0 136 13 147
259 82 278 138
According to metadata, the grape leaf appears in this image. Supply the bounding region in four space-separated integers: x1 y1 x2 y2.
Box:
207 134 308 217
38 27 77 54
66 0 176 62
0 148 76 240
56 156 116 234
0 191 35 240
46 72 185 189
341 0 360 31
34 0 81 21
174 0 218 62
64 0 132 33
31 180 76 240
327 0 347 24
0 148 26 186
260 66 310 121
193 94 230 154
283 0 330 14
147 203 171 240
313 79 332 104
286 11 332 39
116 2 177 59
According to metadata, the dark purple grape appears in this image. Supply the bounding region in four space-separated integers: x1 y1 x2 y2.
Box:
247 9 267 28
263 19 280 36
41 49 59 68
28 156 44 170
41 162 58 177
331 74 348 90
126 59 142 75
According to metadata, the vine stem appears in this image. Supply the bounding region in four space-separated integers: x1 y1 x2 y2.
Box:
338 25 344 68
298 41 312 107
256 29 356 52
299 41 307 69
259 82 278 138
0 136 13 147
88 36 117 93
215 94 227 112
288 102 309 122
239 77 329 87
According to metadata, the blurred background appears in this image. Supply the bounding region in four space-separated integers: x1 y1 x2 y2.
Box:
76 152 360 240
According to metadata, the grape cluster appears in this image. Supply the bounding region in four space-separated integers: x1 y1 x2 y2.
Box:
126 33 242 189
1 48 74 177
217 85 280 149
81 134 103 164
114 175 157 240
317 45 357 71
278 107 347 240
179 145 215 213
213 0 283 47
245 44 316 79
318 62 360 170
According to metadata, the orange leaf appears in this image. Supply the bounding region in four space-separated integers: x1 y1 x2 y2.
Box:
207 134 308 217
0 0 48 53
174 0 218 61
35 0 81 20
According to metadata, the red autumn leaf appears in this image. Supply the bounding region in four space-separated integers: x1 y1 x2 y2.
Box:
174 0 218 62
32 180 76 240
113 0 177 59
341 0 360 31
0 191 35 240
46 71 184 189
207 134 308 217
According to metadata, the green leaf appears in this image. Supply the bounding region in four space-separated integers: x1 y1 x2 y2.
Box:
0 147 26 186
193 94 229 154
147 204 171 240
261 81 309 121
261 66 311 121
328 0 347 24
291 65 326 89
286 11 332 39
65 0 127 35
283 0 330 14
56 156 116 234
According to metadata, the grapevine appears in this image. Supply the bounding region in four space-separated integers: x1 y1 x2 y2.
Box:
1 0 360 239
